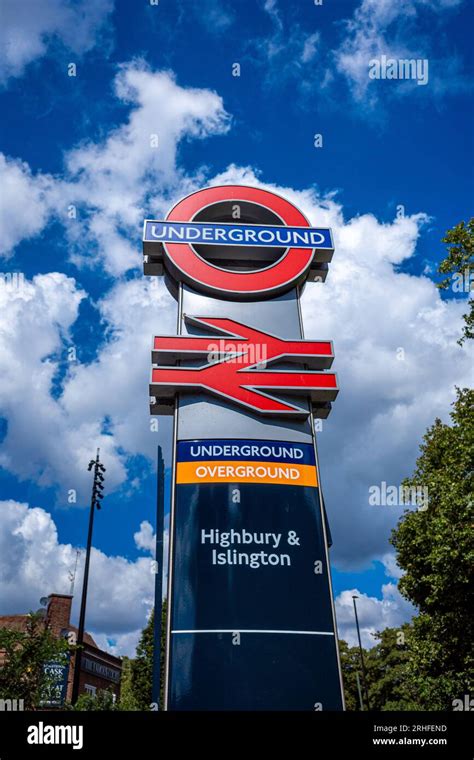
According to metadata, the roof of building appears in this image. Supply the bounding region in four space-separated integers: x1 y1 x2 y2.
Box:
0 614 97 648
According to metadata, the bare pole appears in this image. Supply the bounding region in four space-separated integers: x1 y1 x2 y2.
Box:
352 595 371 710
355 670 364 711
151 445 165 708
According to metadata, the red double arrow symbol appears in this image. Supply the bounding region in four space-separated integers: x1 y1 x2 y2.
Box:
150 316 338 417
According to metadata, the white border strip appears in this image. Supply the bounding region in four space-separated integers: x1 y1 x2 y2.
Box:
171 629 334 636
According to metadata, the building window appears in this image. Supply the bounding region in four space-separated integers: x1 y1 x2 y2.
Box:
84 684 96 697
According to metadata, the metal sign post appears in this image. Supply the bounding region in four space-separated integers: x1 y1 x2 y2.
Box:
151 446 165 709
143 185 344 710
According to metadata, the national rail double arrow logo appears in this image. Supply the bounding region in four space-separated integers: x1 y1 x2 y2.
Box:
150 316 338 417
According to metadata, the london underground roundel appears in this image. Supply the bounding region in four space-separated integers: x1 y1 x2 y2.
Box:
143 185 334 300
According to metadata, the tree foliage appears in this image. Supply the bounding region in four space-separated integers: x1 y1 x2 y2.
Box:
340 625 416 711
365 626 416 711
0 612 70 710
130 609 154 709
438 218 474 344
340 385 473 711
338 639 363 711
390 388 474 709
117 656 139 710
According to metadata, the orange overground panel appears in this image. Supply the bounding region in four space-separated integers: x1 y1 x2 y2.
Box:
176 460 318 487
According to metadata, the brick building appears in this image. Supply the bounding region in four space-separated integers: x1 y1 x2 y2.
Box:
0 593 122 705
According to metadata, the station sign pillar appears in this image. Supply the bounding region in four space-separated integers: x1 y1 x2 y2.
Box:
143 185 344 710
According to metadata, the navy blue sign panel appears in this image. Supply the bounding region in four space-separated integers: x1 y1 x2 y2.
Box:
144 220 333 250
40 657 70 707
168 439 343 710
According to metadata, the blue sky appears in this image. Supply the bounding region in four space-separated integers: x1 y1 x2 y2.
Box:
0 0 472 654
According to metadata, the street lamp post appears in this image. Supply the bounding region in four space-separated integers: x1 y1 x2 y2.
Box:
352 594 371 711
71 449 106 704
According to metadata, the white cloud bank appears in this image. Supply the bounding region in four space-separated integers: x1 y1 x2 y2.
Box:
0 499 155 657
0 270 177 504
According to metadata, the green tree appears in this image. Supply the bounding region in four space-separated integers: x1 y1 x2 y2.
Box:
130 600 167 710
71 687 118 711
340 625 417 711
438 218 474 344
118 656 139 710
365 625 417 711
0 612 70 710
390 388 474 709
130 610 154 709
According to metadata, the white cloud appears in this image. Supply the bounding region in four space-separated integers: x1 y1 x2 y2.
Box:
133 519 169 599
301 33 321 64
63 62 230 274
0 269 179 503
0 271 128 502
0 0 113 84
380 552 404 580
0 499 154 657
302 209 471 567
335 586 415 648
90 629 144 659
193 0 235 32
134 520 155 554
334 0 466 107
0 154 56 257
60 276 176 468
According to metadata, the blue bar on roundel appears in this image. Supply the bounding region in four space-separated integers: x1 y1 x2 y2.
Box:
144 221 333 250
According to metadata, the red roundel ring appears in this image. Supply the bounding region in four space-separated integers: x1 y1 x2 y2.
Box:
163 185 314 299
